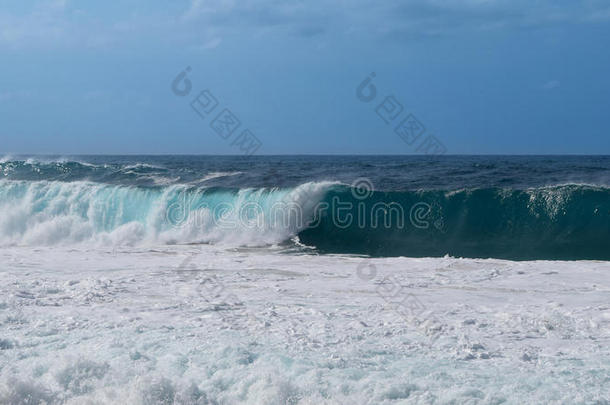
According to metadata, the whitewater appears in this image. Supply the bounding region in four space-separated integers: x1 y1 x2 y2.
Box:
1 245 609 404
0 179 331 247
1 156 609 404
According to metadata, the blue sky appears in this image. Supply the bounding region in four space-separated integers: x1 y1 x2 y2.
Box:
1 0 610 154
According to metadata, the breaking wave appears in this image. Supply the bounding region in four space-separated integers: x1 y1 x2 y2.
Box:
0 179 608 260
0 180 331 247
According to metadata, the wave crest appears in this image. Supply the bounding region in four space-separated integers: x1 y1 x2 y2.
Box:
1 181 608 260
0 180 333 247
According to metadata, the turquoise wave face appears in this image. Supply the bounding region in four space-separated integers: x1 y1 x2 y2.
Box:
298 185 610 260
0 180 330 247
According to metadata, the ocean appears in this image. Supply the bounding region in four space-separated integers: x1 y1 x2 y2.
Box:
0 155 609 404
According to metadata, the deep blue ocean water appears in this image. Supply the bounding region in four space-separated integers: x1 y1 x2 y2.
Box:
1 155 609 260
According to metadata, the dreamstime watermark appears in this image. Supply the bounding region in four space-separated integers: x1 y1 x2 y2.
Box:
356 72 447 155
164 178 444 233
171 66 263 155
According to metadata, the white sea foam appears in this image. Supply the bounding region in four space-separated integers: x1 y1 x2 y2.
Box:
195 171 243 183
145 175 181 186
0 156 103 168
122 163 166 171
0 155 14 164
0 245 608 404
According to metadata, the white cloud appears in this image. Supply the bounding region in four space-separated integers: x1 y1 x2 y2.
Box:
0 1 70 48
202 37 222 49
543 80 560 90
0 90 35 102
1 0 610 50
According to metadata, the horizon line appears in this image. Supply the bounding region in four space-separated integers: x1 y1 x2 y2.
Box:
2 153 610 157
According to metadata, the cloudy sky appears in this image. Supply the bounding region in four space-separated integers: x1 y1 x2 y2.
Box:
1 0 610 154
